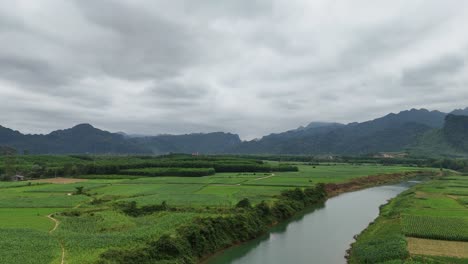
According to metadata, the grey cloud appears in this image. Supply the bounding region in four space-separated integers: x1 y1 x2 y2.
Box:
73 0 201 80
401 55 465 87
0 55 66 87
1 1 468 139
146 81 209 100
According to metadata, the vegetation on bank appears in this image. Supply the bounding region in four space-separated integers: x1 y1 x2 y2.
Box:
348 173 468 263
97 185 327 264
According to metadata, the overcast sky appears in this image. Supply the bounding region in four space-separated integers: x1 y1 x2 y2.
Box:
1 0 468 139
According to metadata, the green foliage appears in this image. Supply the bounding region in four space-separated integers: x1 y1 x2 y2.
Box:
443 114 468 152
0 154 298 178
352 235 409 263
235 198 251 208
75 186 85 195
116 201 170 217
98 185 327 263
121 167 216 177
0 228 61 264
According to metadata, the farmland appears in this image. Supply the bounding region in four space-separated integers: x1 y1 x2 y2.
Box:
348 174 468 263
0 155 436 264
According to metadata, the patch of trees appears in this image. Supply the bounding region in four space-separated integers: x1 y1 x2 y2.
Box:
116 201 169 217
10 155 298 178
0 146 17 156
427 159 468 172
120 168 216 177
97 184 327 264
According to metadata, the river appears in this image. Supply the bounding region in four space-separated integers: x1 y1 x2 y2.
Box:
205 182 416 264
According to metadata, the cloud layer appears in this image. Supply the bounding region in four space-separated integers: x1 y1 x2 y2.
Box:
1 0 468 139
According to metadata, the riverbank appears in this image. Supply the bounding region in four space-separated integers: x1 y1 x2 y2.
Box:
97 185 328 264
347 173 468 263
200 171 436 264
205 183 418 264
325 170 439 197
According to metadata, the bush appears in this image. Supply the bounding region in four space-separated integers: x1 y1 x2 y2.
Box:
236 198 252 209
352 235 409 263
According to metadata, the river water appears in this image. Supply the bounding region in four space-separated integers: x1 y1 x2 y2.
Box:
205 182 414 264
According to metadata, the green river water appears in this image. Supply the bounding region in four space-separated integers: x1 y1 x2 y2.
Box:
205 182 416 264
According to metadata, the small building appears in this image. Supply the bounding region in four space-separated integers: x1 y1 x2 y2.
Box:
12 175 25 181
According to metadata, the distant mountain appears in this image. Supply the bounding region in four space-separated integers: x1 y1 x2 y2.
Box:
1 107 467 156
0 124 150 154
228 109 446 155
451 107 468 116
0 124 242 155
130 132 241 154
296 122 344 131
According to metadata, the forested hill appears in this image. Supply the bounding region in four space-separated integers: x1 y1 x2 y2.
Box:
128 133 241 154
409 114 468 157
450 107 468 116
228 109 449 155
0 107 467 155
0 124 241 155
442 114 468 152
0 124 150 154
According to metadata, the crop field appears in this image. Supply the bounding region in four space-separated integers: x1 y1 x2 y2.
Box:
55 211 214 263
408 237 468 259
402 215 468 241
0 155 435 264
0 228 62 264
349 173 468 263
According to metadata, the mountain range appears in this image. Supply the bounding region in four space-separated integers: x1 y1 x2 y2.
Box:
1 107 467 157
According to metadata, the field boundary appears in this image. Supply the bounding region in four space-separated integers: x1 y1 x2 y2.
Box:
47 214 65 264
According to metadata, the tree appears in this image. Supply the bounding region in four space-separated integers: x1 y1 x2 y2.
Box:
75 186 85 195
236 198 251 208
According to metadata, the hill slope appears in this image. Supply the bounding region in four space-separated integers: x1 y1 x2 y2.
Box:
0 124 150 154
0 107 466 156
409 114 468 157
130 133 241 154
0 125 242 155
229 109 445 155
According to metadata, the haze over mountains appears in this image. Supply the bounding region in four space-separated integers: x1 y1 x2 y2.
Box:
1 107 467 157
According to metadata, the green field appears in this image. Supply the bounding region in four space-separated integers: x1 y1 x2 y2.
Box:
349 174 468 263
0 154 436 264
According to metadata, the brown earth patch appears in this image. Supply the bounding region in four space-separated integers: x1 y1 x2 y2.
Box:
31 177 87 184
408 237 468 259
324 171 436 197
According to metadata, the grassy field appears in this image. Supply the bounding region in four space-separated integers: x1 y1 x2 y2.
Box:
349 173 468 263
0 158 434 264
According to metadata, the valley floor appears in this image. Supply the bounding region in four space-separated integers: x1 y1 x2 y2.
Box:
0 163 434 264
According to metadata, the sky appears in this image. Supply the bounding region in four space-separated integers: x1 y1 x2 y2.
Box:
1 0 468 139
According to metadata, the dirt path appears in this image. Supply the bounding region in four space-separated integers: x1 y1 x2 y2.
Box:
32 177 87 184
48 214 65 264
252 173 275 181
